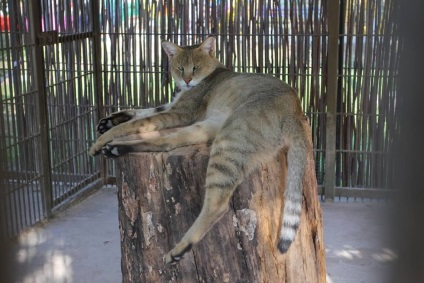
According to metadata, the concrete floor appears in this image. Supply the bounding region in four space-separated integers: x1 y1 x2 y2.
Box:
10 186 396 283
322 202 396 283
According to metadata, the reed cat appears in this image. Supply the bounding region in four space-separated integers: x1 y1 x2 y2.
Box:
89 37 309 264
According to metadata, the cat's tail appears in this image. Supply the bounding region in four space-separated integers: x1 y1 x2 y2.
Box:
277 118 308 253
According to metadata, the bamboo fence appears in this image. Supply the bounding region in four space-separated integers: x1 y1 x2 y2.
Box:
336 0 399 190
99 0 400 192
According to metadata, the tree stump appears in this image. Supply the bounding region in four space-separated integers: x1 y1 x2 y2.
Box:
115 120 326 283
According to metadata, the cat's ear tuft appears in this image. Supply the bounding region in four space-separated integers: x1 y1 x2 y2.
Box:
199 36 215 56
162 41 181 58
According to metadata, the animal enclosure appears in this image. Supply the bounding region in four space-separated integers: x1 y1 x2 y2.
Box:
0 0 399 240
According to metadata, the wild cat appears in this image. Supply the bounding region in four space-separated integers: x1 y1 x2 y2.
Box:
89 36 308 264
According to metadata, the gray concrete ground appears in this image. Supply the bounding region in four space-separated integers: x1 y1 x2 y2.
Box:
322 202 396 283
10 187 396 283
11 187 121 283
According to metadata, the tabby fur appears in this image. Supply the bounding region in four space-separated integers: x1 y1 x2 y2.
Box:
89 36 309 264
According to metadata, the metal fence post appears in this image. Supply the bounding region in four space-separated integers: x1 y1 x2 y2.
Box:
91 0 107 184
28 1 53 216
325 0 341 202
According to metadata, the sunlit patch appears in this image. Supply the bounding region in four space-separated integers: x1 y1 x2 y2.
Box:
21 251 73 283
16 229 47 263
15 230 73 282
334 248 362 260
16 247 37 264
21 229 47 246
328 245 397 264
50 252 73 280
372 248 398 262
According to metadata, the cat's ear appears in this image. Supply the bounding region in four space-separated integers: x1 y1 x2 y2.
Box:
162 41 181 58
199 36 215 56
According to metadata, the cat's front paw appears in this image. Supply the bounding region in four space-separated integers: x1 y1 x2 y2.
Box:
89 142 103 156
97 110 135 134
163 243 193 264
97 119 114 135
100 143 131 158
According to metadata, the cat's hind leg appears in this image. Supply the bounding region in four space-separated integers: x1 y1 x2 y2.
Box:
164 188 233 264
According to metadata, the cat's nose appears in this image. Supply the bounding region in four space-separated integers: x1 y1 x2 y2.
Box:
184 78 192 85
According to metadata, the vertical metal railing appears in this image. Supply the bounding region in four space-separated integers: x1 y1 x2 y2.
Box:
39 0 101 209
324 0 341 202
91 0 108 185
0 0 48 239
29 0 53 217
0 0 102 239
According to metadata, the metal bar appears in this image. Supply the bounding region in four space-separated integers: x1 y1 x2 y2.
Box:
28 0 53 217
37 31 95 46
91 0 107 184
51 179 103 214
335 0 346 187
0 165 7 242
324 0 341 202
317 186 394 199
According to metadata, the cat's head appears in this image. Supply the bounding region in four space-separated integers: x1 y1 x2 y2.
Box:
162 37 220 90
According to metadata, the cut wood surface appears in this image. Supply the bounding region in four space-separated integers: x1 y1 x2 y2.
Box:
115 120 326 283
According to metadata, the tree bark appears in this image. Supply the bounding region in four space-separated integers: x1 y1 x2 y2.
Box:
115 119 326 283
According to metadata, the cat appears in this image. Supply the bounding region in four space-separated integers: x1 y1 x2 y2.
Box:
89 36 309 264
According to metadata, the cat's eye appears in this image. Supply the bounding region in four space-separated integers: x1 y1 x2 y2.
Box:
177 66 184 72
193 66 199 72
